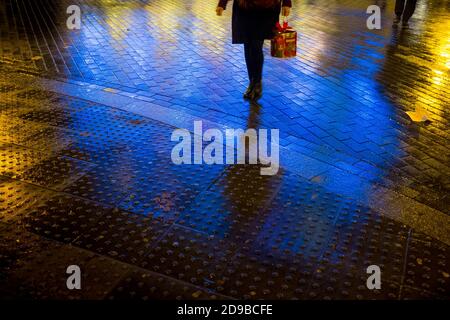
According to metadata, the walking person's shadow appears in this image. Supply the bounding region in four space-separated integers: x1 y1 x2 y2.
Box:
219 101 284 241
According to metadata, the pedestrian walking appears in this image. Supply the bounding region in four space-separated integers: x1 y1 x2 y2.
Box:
394 0 417 27
216 0 292 101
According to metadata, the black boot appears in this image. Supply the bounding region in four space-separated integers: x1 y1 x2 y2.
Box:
243 81 255 100
250 81 263 101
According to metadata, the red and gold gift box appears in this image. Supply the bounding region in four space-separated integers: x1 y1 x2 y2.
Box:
271 21 297 59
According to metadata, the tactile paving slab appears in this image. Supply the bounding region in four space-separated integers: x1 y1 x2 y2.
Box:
177 190 270 241
63 166 135 205
400 285 449 300
216 240 319 300
73 208 171 266
20 193 112 244
115 162 224 218
208 164 283 207
107 269 229 301
177 165 283 240
0 178 54 223
140 225 240 291
259 175 344 259
0 237 130 299
201 173 409 300
17 101 87 128
0 223 91 299
0 115 49 145
309 209 409 300
20 155 95 191
21 126 76 153
0 143 52 178
76 256 133 300
402 232 450 298
207 174 337 299
60 134 132 164
118 180 199 221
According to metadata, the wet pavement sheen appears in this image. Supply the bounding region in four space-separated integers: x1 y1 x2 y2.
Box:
0 0 449 300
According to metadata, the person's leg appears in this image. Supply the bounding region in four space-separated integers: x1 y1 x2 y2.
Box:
243 42 256 99
250 40 264 101
402 0 417 24
394 0 406 19
244 42 254 83
252 40 264 83
243 40 264 100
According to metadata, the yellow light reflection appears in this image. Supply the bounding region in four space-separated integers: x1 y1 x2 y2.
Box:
412 13 450 114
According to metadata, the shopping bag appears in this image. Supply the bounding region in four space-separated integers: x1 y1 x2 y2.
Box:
271 19 297 59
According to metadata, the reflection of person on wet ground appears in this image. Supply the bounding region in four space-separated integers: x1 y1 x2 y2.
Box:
221 103 282 240
393 0 417 28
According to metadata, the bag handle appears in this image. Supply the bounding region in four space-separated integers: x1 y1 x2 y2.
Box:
277 16 289 30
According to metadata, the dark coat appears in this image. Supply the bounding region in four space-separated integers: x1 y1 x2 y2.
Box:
218 0 292 44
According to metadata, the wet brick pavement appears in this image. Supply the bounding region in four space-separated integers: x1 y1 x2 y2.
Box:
0 0 449 300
